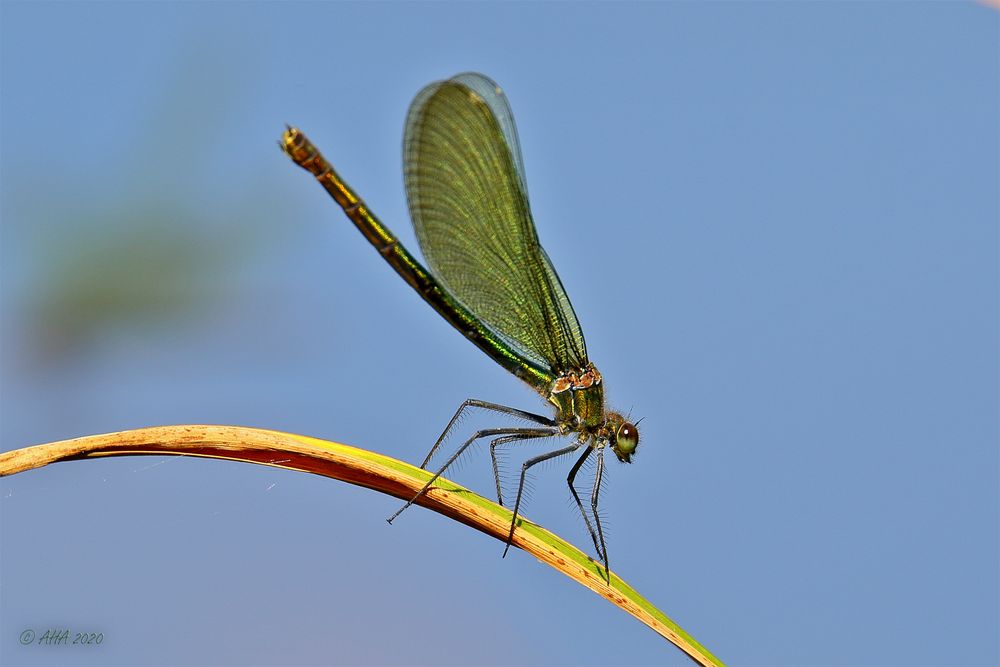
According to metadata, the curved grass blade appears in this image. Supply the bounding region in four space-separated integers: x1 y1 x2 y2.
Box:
1 424 723 667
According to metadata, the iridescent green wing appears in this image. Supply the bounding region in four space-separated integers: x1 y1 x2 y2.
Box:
403 72 588 374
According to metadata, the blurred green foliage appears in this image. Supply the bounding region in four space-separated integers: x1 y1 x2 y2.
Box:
9 44 281 367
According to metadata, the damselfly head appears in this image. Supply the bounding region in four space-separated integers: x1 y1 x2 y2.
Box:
606 413 639 463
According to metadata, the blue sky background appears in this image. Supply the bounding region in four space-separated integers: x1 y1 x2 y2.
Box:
1 2 997 666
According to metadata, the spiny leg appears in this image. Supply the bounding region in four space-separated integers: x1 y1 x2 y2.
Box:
489 432 556 506
502 442 585 558
567 445 603 558
421 399 556 469
387 426 559 524
590 448 610 579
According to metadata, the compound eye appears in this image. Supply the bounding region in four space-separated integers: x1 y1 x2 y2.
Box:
614 422 639 462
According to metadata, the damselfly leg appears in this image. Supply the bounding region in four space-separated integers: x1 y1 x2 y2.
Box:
419 399 557 469
386 399 561 524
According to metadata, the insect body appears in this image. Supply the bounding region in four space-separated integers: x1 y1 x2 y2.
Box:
282 73 639 577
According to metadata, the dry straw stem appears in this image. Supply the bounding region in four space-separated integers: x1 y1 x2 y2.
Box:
1 424 723 666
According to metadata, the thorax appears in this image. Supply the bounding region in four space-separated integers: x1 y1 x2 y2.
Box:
547 363 605 431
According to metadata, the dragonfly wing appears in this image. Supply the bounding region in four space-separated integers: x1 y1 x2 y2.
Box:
404 73 588 373
448 72 529 199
